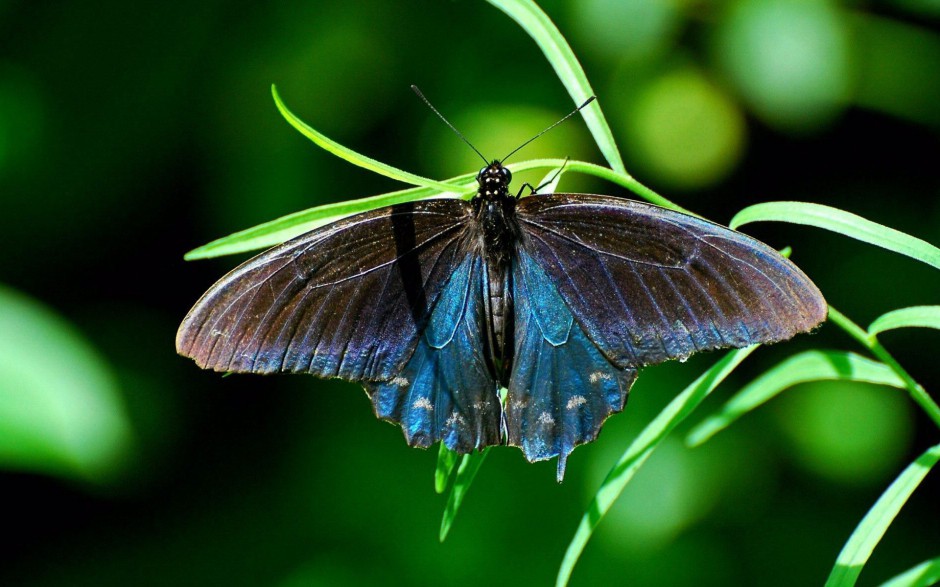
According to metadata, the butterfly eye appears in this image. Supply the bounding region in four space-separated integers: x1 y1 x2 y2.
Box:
478 166 489 181
501 167 512 183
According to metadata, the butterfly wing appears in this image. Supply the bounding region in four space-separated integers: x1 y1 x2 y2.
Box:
364 255 501 452
508 193 827 477
177 199 479 379
177 198 503 451
507 249 637 480
515 194 827 367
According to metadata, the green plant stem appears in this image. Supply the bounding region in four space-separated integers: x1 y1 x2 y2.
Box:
512 158 696 216
825 442 940 587
828 306 940 429
556 347 756 587
485 0 626 174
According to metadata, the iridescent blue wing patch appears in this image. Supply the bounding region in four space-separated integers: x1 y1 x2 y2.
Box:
364 256 501 452
507 249 638 481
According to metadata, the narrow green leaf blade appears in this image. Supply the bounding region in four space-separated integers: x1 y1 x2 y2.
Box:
520 158 691 214
184 158 685 260
828 306 940 431
878 555 940 587
869 306 940 336
557 346 757 587
183 179 474 260
825 443 940 587
687 351 906 447
440 448 489 542
272 85 461 192
485 0 626 174
537 166 565 194
435 443 460 494
729 202 940 271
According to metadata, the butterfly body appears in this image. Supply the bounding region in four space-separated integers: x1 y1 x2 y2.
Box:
178 160 826 480
474 161 521 385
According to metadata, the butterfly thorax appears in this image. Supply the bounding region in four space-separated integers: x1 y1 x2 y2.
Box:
471 161 519 383
471 161 519 260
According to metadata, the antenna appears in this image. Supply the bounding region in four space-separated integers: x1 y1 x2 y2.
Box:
501 96 596 164
411 85 489 165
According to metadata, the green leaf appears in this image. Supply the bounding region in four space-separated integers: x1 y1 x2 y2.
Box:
825 443 940 587
184 178 475 260
485 0 626 174
878 555 940 587
686 351 906 447
869 306 940 336
828 306 940 431
272 85 462 193
185 158 692 260
440 448 489 542
729 202 940 271
536 166 565 194
518 159 690 214
557 346 757 587
185 156 699 260
435 443 459 494
0 285 133 483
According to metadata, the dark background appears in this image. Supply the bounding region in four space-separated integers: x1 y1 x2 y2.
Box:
1 0 939 585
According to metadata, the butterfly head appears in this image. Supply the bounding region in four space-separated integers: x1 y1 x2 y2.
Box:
477 160 513 201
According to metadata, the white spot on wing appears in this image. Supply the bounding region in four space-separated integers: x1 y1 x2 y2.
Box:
413 397 433 411
391 376 410 387
537 412 555 426
566 396 587 410
589 371 613 384
446 412 466 427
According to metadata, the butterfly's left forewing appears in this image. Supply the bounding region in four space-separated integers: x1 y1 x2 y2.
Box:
515 193 827 369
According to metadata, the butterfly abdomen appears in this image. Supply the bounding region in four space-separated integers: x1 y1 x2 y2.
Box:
483 255 514 385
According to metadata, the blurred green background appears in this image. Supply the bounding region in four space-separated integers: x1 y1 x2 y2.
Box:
2 0 939 585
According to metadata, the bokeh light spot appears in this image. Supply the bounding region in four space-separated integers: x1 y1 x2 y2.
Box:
622 67 746 190
716 0 853 131
775 380 913 486
0 285 133 483
571 0 682 62
589 437 726 552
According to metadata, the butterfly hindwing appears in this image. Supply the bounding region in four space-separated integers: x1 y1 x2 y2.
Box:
516 194 827 369
176 199 476 382
365 256 502 452
507 248 638 480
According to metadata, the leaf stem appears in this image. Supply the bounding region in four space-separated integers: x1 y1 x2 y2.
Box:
510 158 696 216
556 347 756 587
828 306 940 429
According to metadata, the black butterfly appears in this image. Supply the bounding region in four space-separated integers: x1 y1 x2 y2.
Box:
177 94 826 481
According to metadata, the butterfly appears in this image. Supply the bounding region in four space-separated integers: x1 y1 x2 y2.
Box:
176 93 827 481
